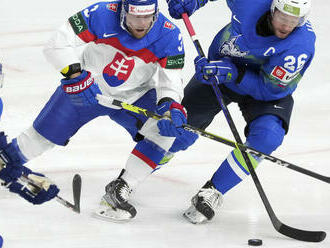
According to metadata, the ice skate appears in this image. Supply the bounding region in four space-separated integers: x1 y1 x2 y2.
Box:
183 180 223 224
95 170 137 222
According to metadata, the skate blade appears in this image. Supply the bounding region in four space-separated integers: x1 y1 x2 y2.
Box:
94 195 136 221
94 202 133 222
183 205 208 224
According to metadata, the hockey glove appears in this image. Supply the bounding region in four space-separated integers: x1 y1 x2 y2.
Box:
156 99 198 151
157 99 187 137
0 132 59 205
194 56 238 85
6 170 59 205
0 132 26 183
167 0 208 19
169 130 198 152
61 70 101 106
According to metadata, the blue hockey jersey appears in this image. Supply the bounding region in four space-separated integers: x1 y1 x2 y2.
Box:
208 0 316 101
44 1 185 104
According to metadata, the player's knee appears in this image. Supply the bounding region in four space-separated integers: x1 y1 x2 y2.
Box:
247 115 285 154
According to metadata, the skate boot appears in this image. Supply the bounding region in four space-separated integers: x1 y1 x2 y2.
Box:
95 170 137 221
183 180 223 224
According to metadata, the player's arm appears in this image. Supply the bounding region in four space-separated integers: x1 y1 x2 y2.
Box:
155 28 198 151
237 49 314 100
43 3 101 74
43 4 103 106
155 27 185 105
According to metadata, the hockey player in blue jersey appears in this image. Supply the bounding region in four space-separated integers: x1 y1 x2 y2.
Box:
0 0 197 220
167 0 315 223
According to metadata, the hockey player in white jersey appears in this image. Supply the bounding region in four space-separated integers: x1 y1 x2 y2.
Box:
0 0 198 220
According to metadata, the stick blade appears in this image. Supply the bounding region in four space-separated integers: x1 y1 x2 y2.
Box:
72 174 82 213
278 223 326 242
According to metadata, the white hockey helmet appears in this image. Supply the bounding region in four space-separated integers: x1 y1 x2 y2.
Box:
271 0 311 26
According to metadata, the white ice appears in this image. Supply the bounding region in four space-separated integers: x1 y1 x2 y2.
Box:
0 0 329 247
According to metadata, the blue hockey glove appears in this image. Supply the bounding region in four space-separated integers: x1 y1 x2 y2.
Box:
169 129 198 152
61 70 101 106
0 132 59 205
0 132 26 183
167 0 200 19
194 56 238 85
156 99 198 151
157 100 187 137
6 170 59 205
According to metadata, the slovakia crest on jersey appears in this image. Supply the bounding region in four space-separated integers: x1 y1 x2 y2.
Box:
164 21 175 30
107 3 118 12
103 52 135 87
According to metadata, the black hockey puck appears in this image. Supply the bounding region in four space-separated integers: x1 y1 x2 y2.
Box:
248 239 262 246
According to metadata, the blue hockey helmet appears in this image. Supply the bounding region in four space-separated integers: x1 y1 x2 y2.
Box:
120 0 159 36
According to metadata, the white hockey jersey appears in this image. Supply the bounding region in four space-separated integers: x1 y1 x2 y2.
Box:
43 1 185 104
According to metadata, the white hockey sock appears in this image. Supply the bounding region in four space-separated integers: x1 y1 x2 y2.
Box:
121 152 154 189
17 127 55 160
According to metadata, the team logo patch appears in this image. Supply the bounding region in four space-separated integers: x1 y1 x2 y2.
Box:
107 3 118 12
164 21 175 30
103 52 135 87
219 36 248 58
271 66 287 80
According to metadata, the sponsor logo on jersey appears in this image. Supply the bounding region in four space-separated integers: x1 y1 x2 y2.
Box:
128 4 155 15
107 3 118 12
271 66 286 80
69 12 88 34
165 54 184 69
164 21 175 30
271 66 300 88
103 52 135 87
232 15 241 24
103 33 118 38
63 77 94 94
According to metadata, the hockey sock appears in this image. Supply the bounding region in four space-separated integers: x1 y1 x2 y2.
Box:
11 138 28 163
122 139 166 188
211 148 259 194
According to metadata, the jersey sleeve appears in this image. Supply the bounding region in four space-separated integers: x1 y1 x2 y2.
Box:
155 26 185 103
43 3 102 71
235 46 314 101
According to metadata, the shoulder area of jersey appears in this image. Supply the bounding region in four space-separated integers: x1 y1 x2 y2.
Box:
286 21 316 49
83 1 122 16
156 13 180 34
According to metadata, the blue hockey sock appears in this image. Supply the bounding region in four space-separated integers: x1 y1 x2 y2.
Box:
211 149 259 194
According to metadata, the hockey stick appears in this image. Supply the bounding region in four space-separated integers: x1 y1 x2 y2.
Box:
181 13 326 242
105 99 329 184
21 173 82 213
